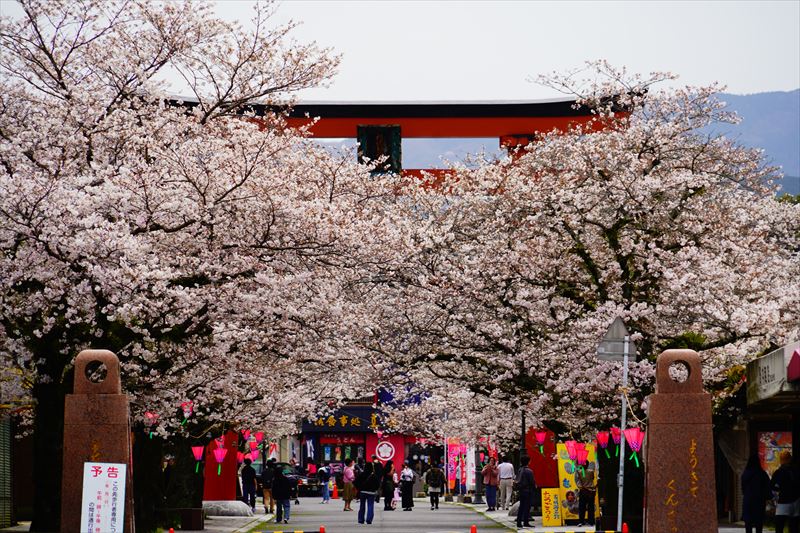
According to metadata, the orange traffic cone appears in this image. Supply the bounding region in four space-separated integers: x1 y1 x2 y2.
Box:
319 527 326 533
470 525 477 533
332 483 339 499
622 523 629 533
169 529 174 533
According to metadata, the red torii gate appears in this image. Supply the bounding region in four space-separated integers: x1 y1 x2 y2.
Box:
279 98 604 177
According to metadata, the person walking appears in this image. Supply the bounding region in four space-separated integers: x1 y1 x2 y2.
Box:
400 461 416 511
272 466 293 524
240 458 257 513
497 456 515 510
342 458 356 512
742 454 771 533
318 461 332 504
355 462 380 524
515 456 535 529
425 462 446 510
260 458 276 514
576 462 597 526
372 455 385 504
381 460 396 511
771 451 800 533
481 456 500 511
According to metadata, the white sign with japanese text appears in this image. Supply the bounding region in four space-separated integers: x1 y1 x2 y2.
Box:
80 462 126 533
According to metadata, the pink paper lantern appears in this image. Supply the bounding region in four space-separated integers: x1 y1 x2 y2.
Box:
534 430 547 455
249 441 258 451
242 429 251 441
237 451 244 464
180 401 194 424
576 448 589 466
144 411 159 439
610 427 622 457
624 427 645 468
191 445 204 473
212 447 227 475
376 430 384 440
564 440 578 461
596 431 611 459
254 431 265 444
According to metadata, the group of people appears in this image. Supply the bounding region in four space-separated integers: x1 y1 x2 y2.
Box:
479 455 536 528
337 455 444 524
239 457 300 524
743 451 800 533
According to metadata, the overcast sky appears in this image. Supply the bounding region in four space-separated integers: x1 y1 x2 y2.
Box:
217 0 800 101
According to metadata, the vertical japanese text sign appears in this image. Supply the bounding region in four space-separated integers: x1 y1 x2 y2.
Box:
80 462 127 532
645 350 717 533
62 350 134 533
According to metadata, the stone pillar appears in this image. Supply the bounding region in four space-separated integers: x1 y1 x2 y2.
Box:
645 349 717 533
61 350 134 533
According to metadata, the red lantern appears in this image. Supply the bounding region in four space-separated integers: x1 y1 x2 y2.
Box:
624 427 645 468
565 440 578 462
180 401 194 425
610 427 621 457
213 447 227 475
237 451 244 464
576 448 590 475
254 431 265 444
242 429 251 441
534 430 547 455
144 411 159 439
596 431 611 459
249 441 258 452
376 430 384 440
191 445 204 473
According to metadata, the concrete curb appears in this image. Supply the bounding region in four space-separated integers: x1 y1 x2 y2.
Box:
448 501 516 532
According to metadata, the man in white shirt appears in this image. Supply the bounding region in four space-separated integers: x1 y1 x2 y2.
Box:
497 456 516 510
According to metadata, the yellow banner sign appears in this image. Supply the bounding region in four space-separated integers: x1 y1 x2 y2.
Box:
556 442 599 521
541 487 563 526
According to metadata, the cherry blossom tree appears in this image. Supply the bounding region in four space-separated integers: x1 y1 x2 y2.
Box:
0 1 402 529
363 63 800 442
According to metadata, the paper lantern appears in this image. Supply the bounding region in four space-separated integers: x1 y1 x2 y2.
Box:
576 448 590 475
213 447 227 475
180 401 194 425
624 427 646 468
376 430 384 440
144 411 159 439
596 431 611 459
534 430 547 455
237 451 244 464
610 427 621 457
242 429 251 441
214 435 225 449
191 445 204 473
249 441 258 451
254 431 265 444
564 440 578 462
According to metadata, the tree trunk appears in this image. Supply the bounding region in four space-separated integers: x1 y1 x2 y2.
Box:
133 429 164 532
29 379 67 532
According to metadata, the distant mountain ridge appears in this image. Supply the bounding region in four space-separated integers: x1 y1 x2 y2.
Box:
716 90 799 194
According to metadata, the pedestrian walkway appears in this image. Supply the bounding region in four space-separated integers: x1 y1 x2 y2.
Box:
455 501 754 532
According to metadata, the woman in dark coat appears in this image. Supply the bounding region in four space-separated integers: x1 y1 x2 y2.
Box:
741 454 771 533
399 461 416 511
381 460 396 510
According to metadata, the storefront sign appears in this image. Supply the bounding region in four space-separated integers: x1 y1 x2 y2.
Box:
302 406 379 433
747 342 800 404
320 434 365 445
80 462 126 533
541 487 563 526
375 440 395 461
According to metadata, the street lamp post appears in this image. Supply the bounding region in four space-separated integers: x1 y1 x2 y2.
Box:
473 447 484 504
597 317 637 533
